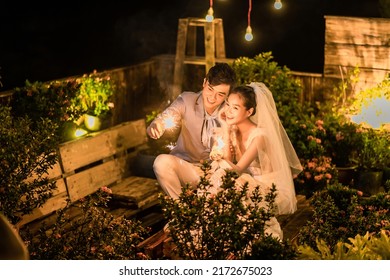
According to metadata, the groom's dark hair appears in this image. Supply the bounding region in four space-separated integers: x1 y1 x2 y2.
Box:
206 63 236 91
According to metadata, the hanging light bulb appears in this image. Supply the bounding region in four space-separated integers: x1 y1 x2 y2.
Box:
245 26 253 41
245 0 253 41
205 0 214 22
274 0 283 10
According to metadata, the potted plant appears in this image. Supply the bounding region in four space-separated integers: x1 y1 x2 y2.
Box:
355 127 390 195
75 70 115 131
321 114 364 186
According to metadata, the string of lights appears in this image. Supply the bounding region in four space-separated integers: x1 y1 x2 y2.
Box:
205 0 283 41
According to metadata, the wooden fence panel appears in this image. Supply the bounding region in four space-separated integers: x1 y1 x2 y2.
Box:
324 16 390 92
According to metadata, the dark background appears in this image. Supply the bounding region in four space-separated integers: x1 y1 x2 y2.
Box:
0 0 384 91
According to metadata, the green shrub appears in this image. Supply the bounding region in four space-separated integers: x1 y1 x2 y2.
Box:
159 161 296 260
232 52 308 134
297 184 390 251
10 79 84 142
0 105 59 225
20 188 150 260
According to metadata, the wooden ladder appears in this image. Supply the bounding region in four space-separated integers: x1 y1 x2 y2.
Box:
171 17 228 100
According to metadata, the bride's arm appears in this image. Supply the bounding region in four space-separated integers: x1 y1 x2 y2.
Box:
223 135 264 174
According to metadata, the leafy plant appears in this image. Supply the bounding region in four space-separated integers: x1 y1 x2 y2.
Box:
357 127 390 171
297 230 390 260
232 52 309 135
159 161 296 260
321 114 363 167
349 74 389 129
0 105 59 225
75 71 115 117
10 79 84 139
20 187 150 260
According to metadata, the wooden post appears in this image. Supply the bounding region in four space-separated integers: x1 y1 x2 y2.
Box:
172 18 227 100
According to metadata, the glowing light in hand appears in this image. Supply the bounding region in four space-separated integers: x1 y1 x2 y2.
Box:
163 115 176 129
216 136 225 150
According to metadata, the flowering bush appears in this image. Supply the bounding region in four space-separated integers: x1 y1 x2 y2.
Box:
20 187 150 260
294 155 338 198
159 161 297 260
297 183 390 251
321 114 363 167
288 117 326 160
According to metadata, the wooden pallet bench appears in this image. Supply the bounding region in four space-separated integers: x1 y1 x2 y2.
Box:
18 119 163 227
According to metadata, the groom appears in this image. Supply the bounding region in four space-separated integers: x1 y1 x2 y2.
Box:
146 63 236 199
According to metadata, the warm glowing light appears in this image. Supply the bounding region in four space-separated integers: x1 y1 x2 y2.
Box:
206 7 214 22
245 26 253 41
74 128 88 138
84 114 102 131
350 96 390 129
163 115 176 129
274 0 282 10
206 0 214 22
166 142 176 151
215 136 225 150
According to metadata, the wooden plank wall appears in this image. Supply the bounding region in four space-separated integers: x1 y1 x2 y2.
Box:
324 16 390 92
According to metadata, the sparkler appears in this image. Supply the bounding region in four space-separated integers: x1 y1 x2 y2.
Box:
210 133 225 161
163 115 176 130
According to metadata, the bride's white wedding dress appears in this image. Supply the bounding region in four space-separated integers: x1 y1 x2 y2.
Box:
208 127 297 240
209 127 298 209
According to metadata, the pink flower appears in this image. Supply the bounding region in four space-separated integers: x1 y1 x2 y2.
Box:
104 245 113 253
305 172 312 179
316 166 325 172
335 132 344 141
314 174 324 181
325 173 332 179
101 186 112 194
315 120 324 126
137 252 148 259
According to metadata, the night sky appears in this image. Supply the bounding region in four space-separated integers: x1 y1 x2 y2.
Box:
0 0 384 91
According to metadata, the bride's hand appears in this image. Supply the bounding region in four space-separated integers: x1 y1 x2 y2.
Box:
218 108 228 128
210 148 223 161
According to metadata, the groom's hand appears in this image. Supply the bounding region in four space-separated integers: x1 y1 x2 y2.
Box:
218 109 228 127
146 120 164 139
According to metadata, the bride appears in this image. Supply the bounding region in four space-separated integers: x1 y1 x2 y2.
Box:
208 82 303 238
